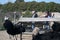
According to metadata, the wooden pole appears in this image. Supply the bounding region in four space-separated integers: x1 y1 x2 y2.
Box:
20 33 22 40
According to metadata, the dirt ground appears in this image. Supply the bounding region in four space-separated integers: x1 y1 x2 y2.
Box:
0 31 10 40
0 31 32 40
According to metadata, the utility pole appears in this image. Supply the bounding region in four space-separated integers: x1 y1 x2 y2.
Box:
14 11 16 24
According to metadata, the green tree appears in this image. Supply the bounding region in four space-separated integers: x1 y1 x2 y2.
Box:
0 4 2 9
15 0 24 3
23 10 32 17
1 2 60 12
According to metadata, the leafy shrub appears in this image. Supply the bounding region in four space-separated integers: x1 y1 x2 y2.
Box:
23 10 32 17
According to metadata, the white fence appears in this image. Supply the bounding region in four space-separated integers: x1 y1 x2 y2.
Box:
17 18 60 22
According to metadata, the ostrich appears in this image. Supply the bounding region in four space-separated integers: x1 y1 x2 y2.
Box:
32 22 60 40
3 17 25 40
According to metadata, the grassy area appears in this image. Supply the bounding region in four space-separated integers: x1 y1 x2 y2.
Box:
0 26 5 31
0 19 5 31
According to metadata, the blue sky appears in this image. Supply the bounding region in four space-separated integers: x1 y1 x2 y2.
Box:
0 0 60 4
